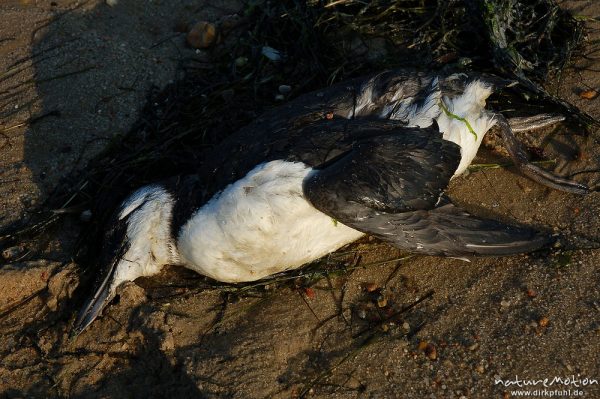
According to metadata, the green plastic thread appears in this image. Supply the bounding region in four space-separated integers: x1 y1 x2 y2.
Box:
439 100 478 140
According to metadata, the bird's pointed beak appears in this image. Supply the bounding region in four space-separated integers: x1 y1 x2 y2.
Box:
71 266 118 337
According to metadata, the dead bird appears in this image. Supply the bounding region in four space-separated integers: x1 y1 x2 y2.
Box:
73 69 588 334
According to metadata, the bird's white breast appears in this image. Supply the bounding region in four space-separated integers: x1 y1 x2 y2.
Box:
177 161 364 283
434 80 496 176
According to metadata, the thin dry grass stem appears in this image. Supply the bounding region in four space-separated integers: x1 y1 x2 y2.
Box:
298 290 322 322
468 159 556 171
353 289 435 338
299 289 435 397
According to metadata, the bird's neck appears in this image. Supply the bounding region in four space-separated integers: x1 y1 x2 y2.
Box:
119 185 181 280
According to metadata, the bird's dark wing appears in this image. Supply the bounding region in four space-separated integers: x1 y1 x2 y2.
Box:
304 129 552 256
304 126 460 213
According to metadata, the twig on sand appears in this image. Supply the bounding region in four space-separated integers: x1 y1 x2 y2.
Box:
299 334 377 398
299 290 435 397
0 289 45 322
352 289 435 339
298 290 321 322
468 159 556 172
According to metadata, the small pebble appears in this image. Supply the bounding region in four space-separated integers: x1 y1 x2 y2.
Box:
303 287 315 299
364 282 378 292
580 89 598 100
275 94 284 101
529 321 539 329
377 295 387 308
261 46 281 61
538 316 549 327
80 210 92 222
278 85 291 94
475 364 485 373
235 57 248 67
468 342 479 351
425 344 437 361
2 246 24 260
526 288 537 298
402 321 410 331
106 0 118 6
500 299 510 307
357 308 367 319
566 364 573 372
187 21 217 49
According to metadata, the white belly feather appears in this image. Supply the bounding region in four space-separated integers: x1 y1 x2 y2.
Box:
177 161 364 283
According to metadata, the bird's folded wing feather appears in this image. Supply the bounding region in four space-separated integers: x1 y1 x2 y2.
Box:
304 129 552 256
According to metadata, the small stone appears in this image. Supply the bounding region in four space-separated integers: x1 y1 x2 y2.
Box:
160 332 175 351
80 210 92 222
364 282 379 292
2 246 24 260
376 295 387 308
475 364 485 373
106 0 118 6
357 308 367 319
402 321 410 331
468 342 479 351
118 282 147 308
261 46 281 61
538 317 549 328
187 21 217 49
278 85 291 94
500 299 510 307
303 287 315 299
579 89 598 100
566 364 573 372
235 57 248 67
526 288 537 298
274 94 284 101
346 377 362 389
418 341 428 351
425 344 437 361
